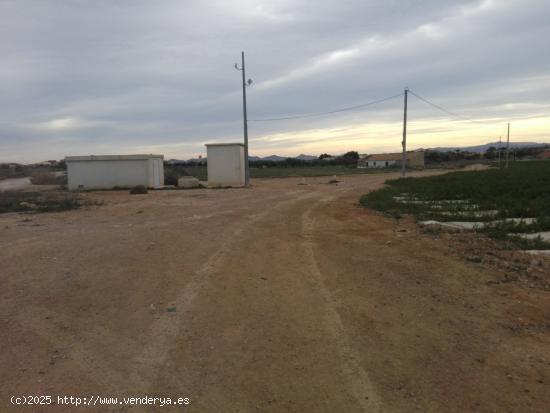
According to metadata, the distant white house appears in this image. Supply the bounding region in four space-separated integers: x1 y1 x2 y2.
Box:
34 160 57 167
358 151 425 168
65 154 164 190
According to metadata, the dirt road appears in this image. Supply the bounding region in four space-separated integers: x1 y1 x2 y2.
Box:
0 172 548 412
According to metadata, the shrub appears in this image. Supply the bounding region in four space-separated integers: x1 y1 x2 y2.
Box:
30 169 66 185
130 185 148 195
164 168 180 186
0 190 82 213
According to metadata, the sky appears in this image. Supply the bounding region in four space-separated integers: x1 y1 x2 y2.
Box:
1 0 549 163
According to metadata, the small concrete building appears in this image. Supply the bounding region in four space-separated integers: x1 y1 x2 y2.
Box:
358 151 425 168
65 154 164 190
205 143 245 187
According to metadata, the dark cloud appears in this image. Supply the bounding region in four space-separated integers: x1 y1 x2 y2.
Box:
1 0 549 162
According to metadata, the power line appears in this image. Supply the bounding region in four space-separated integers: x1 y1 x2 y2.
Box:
248 92 403 122
408 89 493 124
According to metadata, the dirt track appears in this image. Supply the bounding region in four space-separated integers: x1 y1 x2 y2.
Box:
1 172 548 413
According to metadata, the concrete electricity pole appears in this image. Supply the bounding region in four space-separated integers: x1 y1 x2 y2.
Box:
498 136 502 168
235 52 252 185
505 123 510 169
401 88 408 177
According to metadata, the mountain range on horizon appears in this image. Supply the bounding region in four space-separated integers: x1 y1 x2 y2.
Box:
179 153 319 163
427 141 549 153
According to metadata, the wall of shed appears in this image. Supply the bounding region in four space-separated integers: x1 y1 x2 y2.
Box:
67 159 163 190
147 158 164 188
206 145 245 187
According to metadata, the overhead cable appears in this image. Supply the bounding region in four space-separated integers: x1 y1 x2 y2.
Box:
408 89 493 124
248 92 403 122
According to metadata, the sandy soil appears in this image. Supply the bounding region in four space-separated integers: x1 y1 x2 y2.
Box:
0 171 548 413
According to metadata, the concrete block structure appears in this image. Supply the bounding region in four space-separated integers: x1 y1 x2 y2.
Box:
178 176 201 188
358 151 425 168
65 154 164 190
205 143 245 187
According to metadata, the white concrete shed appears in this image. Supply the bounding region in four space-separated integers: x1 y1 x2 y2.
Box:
65 154 164 190
205 143 246 187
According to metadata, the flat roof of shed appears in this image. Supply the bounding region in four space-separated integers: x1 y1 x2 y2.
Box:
65 154 164 162
205 143 244 147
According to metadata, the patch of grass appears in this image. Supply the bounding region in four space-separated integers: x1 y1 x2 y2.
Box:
250 165 383 178
158 184 206 191
422 226 442 236
173 164 395 181
35 197 81 212
360 161 550 249
499 234 550 250
0 191 83 214
482 217 550 239
361 161 550 220
30 169 67 185
165 165 207 182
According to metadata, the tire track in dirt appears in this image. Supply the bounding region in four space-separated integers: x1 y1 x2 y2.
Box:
14 307 150 413
4 189 318 405
128 191 321 391
300 196 382 412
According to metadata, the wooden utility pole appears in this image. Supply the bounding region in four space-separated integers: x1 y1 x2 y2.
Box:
401 88 408 177
505 123 510 168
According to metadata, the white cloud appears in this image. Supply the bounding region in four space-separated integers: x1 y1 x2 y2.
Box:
0 0 549 162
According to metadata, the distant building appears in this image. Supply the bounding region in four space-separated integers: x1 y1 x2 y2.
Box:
34 160 57 167
165 159 187 165
358 151 425 168
537 150 550 160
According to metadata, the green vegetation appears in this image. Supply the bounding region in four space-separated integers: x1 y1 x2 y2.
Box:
169 165 207 182
424 150 483 164
250 165 376 178
0 163 29 180
167 164 388 181
361 161 550 220
0 191 83 213
164 151 369 182
360 161 550 248
29 169 67 185
164 165 206 184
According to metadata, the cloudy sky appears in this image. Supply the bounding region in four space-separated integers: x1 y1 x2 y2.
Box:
1 0 549 162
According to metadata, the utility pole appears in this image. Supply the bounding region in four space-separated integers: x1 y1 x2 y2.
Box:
235 52 251 185
505 123 510 169
498 136 502 168
401 87 408 177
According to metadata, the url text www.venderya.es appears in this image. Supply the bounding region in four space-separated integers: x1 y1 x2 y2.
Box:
11 395 191 407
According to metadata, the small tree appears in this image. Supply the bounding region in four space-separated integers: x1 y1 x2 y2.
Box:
338 151 360 166
484 147 497 160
